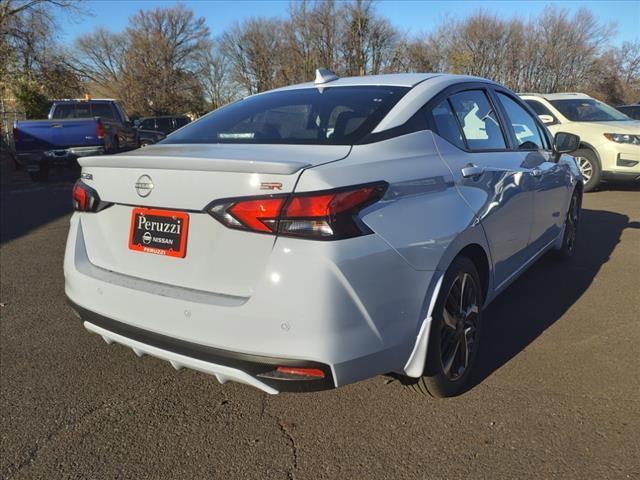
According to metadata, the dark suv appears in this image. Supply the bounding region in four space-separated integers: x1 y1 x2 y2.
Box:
616 104 640 120
135 115 191 136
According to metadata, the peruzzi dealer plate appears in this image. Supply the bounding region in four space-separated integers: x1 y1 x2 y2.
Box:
128 208 189 258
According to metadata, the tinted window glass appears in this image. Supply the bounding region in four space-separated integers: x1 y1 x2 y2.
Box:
525 99 555 118
431 99 466 149
52 104 75 119
91 104 115 120
497 93 545 150
175 117 190 128
617 105 640 120
156 118 173 132
550 98 629 122
448 90 506 150
140 119 155 129
163 86 409 145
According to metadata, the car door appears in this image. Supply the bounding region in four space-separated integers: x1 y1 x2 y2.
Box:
428 87 535 289
156 117 173 135
494 91 571 253
113 102 138 149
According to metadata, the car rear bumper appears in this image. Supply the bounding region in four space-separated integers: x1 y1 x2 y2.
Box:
68 300 334 393
17 146 105 170
64 213 433 392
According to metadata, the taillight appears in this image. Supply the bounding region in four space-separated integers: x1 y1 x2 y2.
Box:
208 182 387 240
72 180 110 212
95 121 105 140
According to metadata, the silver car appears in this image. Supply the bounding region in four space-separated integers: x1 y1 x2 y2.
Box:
65 71 583 397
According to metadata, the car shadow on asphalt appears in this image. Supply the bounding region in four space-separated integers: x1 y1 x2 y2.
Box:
0 169 79 245
470 207 639 391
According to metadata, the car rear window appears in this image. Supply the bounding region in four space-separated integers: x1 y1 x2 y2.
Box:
51 103 115 120
162 86 410 145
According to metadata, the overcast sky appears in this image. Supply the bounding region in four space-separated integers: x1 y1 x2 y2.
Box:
59 0 640 46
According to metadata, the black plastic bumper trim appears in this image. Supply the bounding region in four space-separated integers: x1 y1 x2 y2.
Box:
68 298 335 392
602 171 640 182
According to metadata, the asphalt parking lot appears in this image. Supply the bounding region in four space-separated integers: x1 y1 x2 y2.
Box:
1 170 639 480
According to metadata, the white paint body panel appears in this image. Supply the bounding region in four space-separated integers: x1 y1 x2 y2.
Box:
64 73 582 391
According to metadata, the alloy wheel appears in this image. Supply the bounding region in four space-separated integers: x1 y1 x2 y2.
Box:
440 272 480 381
576 157 593 183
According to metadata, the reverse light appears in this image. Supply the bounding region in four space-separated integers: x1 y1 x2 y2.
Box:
208 182 387 240
72 180 110 212
604 133 640 145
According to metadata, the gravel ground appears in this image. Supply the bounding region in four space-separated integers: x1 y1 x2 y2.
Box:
1 173 639 479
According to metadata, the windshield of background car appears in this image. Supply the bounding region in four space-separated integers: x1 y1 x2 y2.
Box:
162 86 410 145
550 99 631 122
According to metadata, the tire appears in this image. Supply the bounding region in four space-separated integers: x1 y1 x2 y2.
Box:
110 137 120 154
409 256 483 398
572 149 601 192
553 190 581 260
140 140 152 148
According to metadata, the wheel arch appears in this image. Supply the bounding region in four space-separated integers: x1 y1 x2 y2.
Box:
403 238 493 378
576 141 602 166
456 243 490 304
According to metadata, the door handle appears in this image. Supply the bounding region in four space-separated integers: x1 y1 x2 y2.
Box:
461 164 485 178
530 168 543 178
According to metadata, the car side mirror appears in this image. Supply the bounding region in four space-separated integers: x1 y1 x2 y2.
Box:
553 132 580 158
538 114 555 125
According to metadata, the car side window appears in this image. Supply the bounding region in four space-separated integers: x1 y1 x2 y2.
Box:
156 118 173 132
175 117 190 128
497 93 546 150
431 99 466 149
448 90 506 150
524 99 556 120
140 119 155 129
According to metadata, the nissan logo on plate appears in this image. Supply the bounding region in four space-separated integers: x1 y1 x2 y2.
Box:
135 175 154 197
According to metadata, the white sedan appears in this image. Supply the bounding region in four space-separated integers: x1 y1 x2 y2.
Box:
65 71 583 397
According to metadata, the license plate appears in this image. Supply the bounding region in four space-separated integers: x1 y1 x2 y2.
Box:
128 208 189 258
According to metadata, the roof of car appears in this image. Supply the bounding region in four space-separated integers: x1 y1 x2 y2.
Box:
264 73 498 95
520 92 593 101
138 115 190 119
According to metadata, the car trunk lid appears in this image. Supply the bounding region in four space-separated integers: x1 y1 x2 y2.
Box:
77 144 350 298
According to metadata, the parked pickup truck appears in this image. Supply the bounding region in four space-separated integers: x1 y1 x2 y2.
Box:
13 99 138 181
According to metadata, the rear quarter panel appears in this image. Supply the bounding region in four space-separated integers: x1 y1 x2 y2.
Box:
296 130 491 346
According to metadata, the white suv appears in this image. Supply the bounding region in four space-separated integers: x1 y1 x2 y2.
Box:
521 93 640 191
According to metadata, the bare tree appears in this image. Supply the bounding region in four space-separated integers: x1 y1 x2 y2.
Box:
70 28 128 97
221 18 286 94
339 0 402 76
1 0 83 115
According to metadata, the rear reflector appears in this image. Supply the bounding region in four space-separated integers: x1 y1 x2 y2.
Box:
208 182 387 240
275 367 326 378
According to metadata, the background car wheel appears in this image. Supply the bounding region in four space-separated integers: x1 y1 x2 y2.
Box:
409 256 483 398
111 137 120 154
140 140 152 147
572 149 601 192
553 190 581 260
